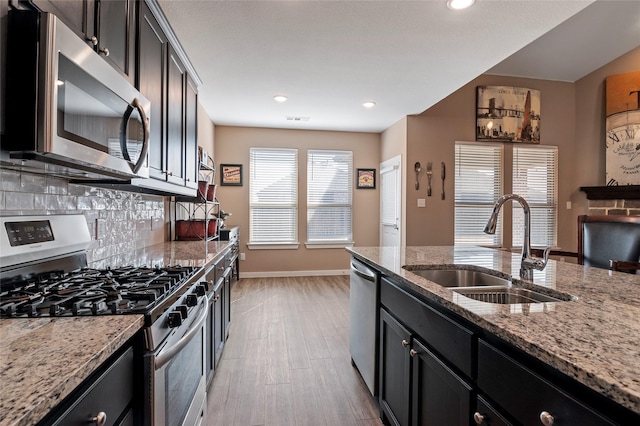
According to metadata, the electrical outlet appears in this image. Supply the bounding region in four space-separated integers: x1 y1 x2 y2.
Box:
95 218 106 239
417 198 426 208
239 253 246 261
566 201 572 210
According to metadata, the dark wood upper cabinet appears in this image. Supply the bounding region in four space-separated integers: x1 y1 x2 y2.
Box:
137 0 167 181
94 0 135 83
185 75 199 190
29 0 134 84
166 43 186 186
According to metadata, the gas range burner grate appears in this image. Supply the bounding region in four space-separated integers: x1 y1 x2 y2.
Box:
0 265 200 318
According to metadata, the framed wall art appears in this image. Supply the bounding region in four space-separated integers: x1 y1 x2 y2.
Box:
356 168 376 189
605 71 640 186
476 85 541 143
220 164 243 186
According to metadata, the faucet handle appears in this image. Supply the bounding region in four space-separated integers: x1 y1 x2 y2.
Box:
524 247 550 271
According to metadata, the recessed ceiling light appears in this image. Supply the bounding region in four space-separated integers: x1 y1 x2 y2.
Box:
362 101 376 108
447 0 475 10
273 95 288 103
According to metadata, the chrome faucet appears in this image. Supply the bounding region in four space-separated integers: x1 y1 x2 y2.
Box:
484 194 550 280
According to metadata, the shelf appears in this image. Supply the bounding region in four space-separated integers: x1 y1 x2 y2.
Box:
580 185 640 200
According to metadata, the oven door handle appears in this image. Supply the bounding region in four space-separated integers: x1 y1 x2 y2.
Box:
155 295 209 370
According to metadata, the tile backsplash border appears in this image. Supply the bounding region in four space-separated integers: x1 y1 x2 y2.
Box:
0 168 166 264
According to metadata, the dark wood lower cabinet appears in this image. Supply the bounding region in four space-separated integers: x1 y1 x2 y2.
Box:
379 308 411 426
411 338 472 426
371 269 639 426
379 308 473 426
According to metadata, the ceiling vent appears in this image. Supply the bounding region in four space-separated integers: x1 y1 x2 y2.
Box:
285 116 310 122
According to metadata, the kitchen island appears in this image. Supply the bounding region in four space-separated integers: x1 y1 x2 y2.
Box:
0 240 232 426
348 245 640 424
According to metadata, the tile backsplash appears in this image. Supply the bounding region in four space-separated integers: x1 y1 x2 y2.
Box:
0 169 166 264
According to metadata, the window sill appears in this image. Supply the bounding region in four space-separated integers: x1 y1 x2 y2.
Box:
247 242 300 250
305 241 355 249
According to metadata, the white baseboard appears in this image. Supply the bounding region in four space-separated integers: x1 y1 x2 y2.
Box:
239 269 349 279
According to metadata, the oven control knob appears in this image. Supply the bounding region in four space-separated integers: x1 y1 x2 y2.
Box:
175 305 188 319
185 294 198 307
195 285 206 297
200 280 210 292
167 311 182 328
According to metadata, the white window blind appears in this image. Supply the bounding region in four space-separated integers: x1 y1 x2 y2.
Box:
454 143 503 246
249 148 298 243
512 146 558 247
307 150 353 242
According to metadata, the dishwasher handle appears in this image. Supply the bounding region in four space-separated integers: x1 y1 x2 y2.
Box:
351 261 377 282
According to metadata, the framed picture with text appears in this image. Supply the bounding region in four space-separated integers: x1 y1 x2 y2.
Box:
356 168 376 189
220 164 243 186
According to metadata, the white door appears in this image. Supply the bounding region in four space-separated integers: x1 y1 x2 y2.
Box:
380 155 401 247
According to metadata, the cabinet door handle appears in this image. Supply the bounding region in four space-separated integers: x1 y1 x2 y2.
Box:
87 35 98 46
401 339 409 347
99 47 110 57
90 412 107 426
473 412 485 425
409 349 418 357
539 411 554 426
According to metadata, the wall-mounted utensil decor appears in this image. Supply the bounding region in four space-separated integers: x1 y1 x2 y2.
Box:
414 162 421 190
426 162 433 196
441 162 446 200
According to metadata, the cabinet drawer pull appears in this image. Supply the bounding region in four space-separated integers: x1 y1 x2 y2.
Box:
409 349 418 357
539 411 554 426
473 412 485 425
401 339 409 347
90 412 107 426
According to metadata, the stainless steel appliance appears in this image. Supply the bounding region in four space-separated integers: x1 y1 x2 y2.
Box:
349 258 380 396
4 10 150 181
0 214 208 426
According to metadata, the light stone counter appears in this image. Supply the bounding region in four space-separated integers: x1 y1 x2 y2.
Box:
347 245 640 415
0 240 232 426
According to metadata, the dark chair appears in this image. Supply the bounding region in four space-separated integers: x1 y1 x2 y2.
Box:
532 215 640 274
578 215 640 272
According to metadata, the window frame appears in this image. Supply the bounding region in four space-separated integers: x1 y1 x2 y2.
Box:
305 149 354 248
247 147 299 250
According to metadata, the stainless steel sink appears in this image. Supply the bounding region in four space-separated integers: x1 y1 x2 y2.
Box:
453 287 564 304
405 268 510 288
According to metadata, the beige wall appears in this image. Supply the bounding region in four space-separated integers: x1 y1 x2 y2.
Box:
402 46 640 251
214 126 380 274
574 46 640 198
405 75 577 249
197 102 215 160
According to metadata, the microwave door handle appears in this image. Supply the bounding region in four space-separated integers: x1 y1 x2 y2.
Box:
121 98 150 175
154 296 208 370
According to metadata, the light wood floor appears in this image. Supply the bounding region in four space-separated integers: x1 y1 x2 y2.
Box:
206 275 382 426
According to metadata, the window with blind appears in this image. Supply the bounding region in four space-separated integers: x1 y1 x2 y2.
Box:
454 143 503 246
249 147 298 245
512 146 558 247
307 150 353 243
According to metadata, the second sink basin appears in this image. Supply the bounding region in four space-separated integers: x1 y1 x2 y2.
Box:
453 287 565 304
405 268 510 288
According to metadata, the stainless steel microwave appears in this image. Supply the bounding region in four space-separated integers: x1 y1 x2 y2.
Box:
3 10 150 180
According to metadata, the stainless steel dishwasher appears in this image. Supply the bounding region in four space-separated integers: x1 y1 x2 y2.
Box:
349 258 380 396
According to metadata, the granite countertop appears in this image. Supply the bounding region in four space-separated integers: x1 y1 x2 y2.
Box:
347 245 640 415
0 240 232 426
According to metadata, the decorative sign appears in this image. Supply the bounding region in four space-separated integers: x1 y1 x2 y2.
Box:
605 71 640 186
476 86 541 143
356 168 376 189
220 164 243 186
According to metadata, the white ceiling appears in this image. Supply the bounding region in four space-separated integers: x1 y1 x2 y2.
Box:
157 0 640 133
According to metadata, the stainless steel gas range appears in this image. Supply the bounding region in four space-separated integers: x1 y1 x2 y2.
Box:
0 214 209 426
